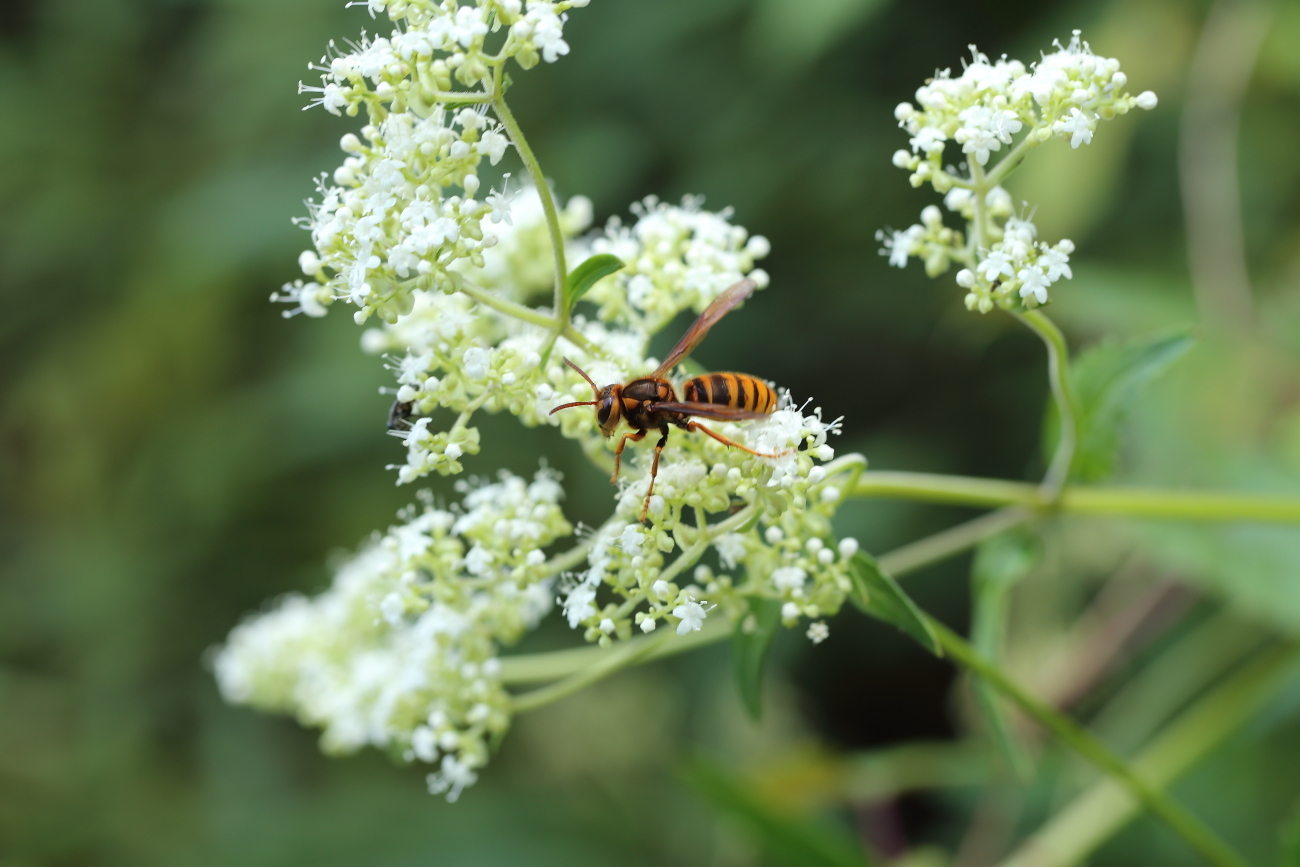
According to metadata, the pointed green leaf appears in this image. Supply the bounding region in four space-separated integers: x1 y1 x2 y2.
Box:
970 532 1041 781
847 552 940 655
681 756 877 867
563 254 624 315
732 595 783 721
1047 327 1196 483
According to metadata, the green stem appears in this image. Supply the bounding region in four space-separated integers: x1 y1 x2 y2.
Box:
1015 309 1082 501
491 71 568 327
931 619 1257 867
850 470 1300 524
509 627 678 713
997 643 1300 867
981 130 1041 190
878 507 1029 576
458 278 558 329
426 90 495 104
499 505 1024 688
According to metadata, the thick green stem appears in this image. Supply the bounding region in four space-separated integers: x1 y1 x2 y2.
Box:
491 75 568 327
1016 309 1082 501
850 470 1300 524
931 619 1257 867
997 643 1300 867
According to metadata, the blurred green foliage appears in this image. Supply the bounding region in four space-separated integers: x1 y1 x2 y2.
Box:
4 0 1300 864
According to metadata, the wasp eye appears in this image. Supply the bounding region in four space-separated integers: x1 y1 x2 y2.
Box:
597 398 612 426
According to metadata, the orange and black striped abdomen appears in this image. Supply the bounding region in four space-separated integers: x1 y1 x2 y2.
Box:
682 373 777 414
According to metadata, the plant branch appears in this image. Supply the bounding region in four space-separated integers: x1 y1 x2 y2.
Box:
850 471 1300 524
499 506 1029 688
1015 309 1082 501
930 619 1257 867
997 642 1300 867
491 69 568 328
457 277 558 329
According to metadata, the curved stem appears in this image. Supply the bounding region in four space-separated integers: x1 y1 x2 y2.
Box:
997 642 1300 867
850 470 1300 524
1015 309 1082 501
458 277 558 329
930 619 1257 867
491 70 568 328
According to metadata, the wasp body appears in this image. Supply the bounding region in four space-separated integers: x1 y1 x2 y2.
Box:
551 279 788 521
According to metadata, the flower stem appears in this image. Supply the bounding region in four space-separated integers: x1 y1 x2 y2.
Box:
499 504 1025 688
929 619 1257 867
458 277 558 329
491 68 568 329
1015 309 1082 501
982 130 1041 190
996 642 1300 867
850 470 1300 524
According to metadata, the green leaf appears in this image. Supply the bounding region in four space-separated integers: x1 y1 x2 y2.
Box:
681 757 877 867
847 552 941 655
970 532 1041 781
732 595 783 721
1049 327 1196 483
563 254 624 315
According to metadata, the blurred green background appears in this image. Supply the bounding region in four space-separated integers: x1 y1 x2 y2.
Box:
4 0 1300 864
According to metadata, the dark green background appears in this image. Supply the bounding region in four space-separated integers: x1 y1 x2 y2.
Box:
4 0 1300 864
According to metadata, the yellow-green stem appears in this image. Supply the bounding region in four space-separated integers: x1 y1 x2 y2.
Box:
851 470 1300 524
931 619 1256 867
997 643 1300 867
1015 309 1083 501
491 70 568 328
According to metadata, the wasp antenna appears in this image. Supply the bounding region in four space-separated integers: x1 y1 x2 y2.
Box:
549 400 597 415
562 357 601 396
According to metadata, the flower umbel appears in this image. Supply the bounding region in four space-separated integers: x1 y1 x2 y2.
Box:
882 32 1155 313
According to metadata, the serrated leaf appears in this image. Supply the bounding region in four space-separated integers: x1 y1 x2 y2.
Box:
732 595 783 721
681 757 876 867
971 532 1040 781
847 552 940 655
1047 327 1196 483
562 254 623 315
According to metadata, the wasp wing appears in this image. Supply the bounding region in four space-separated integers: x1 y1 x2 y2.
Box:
650 279 756 380
655 401 770 421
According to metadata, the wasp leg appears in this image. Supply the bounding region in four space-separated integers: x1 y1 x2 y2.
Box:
639 426 671 523
685 422 792 459
612 429 647 483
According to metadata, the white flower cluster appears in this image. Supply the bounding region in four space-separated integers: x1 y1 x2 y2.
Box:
957 220 1075 312
559 401 856 643
223 0 868 801
892 32 1156 192
584 196 772 330
880 33 1154 313
214 468 572 802
301 0 589 117
276 108 512 324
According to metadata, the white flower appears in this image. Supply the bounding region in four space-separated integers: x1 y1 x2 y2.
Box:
772 566 808 594
1017 264 1051 305
672 597 713 635
427 754 479 803
978 250 1015 282
807 622 829 644
1054 107 1095 148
